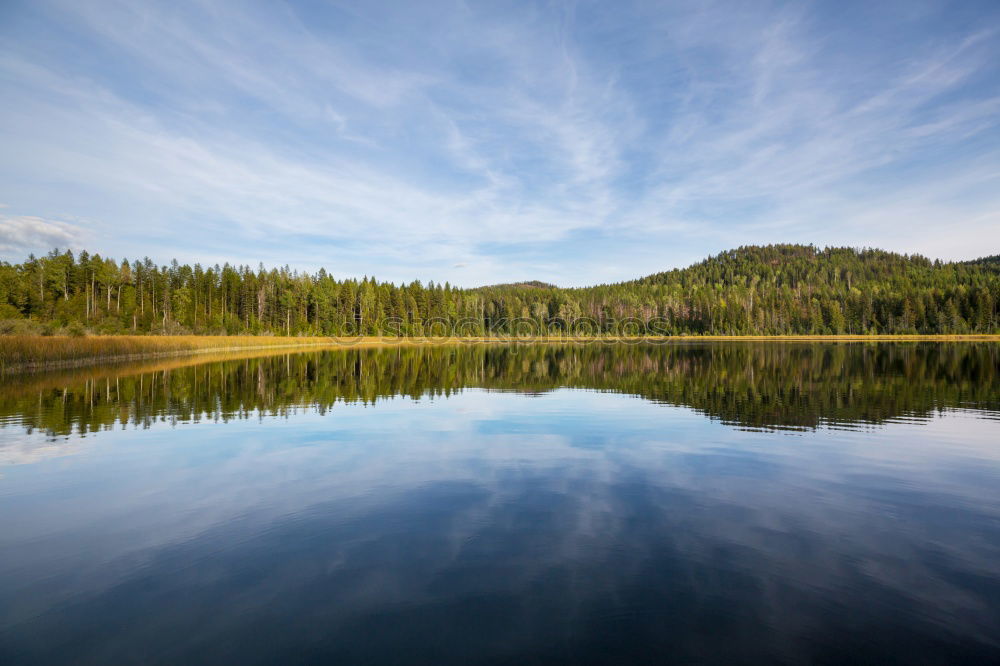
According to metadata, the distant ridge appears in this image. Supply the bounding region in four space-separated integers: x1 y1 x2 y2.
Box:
478 280 559 290
967 254 1000 269
632 244 943 287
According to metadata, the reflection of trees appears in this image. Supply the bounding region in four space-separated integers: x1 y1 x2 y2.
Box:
2 343 997 438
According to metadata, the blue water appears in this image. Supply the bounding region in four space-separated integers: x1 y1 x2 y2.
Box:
0 344 998 664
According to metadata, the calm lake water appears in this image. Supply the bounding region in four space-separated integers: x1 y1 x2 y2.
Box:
1 342 999 664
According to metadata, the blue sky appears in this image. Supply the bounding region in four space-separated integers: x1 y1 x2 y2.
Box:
1 0 998 286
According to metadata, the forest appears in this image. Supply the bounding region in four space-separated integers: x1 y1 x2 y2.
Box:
1 244 998 336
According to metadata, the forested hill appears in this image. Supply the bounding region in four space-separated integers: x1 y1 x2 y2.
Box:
635 245 964 287
968 254 1000 270
479 281 558 290
1 244 997 336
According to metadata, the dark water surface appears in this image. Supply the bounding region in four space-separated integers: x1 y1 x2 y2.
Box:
1 342 999 664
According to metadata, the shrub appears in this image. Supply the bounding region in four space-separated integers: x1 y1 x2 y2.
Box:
0 319 44 336
66 322 88 337
0 304 22 319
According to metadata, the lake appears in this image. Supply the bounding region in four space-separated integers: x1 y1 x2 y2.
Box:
1 342 999 664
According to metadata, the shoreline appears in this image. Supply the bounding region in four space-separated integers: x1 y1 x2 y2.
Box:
2 333 999 374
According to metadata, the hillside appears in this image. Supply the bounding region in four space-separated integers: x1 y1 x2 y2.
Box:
968 254 1000 270
478 280 559 290
636 244 965 289
1 244 997 336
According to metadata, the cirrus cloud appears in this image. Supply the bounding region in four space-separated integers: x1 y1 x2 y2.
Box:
0 0 998 284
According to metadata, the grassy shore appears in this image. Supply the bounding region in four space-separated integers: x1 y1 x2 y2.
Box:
0 335 345 373
2 333 998 373
0 346 348 396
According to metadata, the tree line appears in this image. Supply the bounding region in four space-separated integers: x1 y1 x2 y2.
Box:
1 244 998 336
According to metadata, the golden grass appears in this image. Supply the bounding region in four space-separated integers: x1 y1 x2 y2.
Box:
0 335 345 373
2 333 998 373
0 346 337 395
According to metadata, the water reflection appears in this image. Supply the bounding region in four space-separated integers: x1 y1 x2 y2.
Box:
2 342 998 444
0 343 999 664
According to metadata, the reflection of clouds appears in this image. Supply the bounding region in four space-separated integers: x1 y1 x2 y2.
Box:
1 391 999 661
0 434 85 467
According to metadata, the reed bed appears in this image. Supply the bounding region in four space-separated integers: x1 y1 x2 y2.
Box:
0 335 349 373
0 347 334 397
2 333 997 374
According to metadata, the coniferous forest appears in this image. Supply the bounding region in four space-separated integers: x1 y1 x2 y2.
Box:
1 244 998 336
